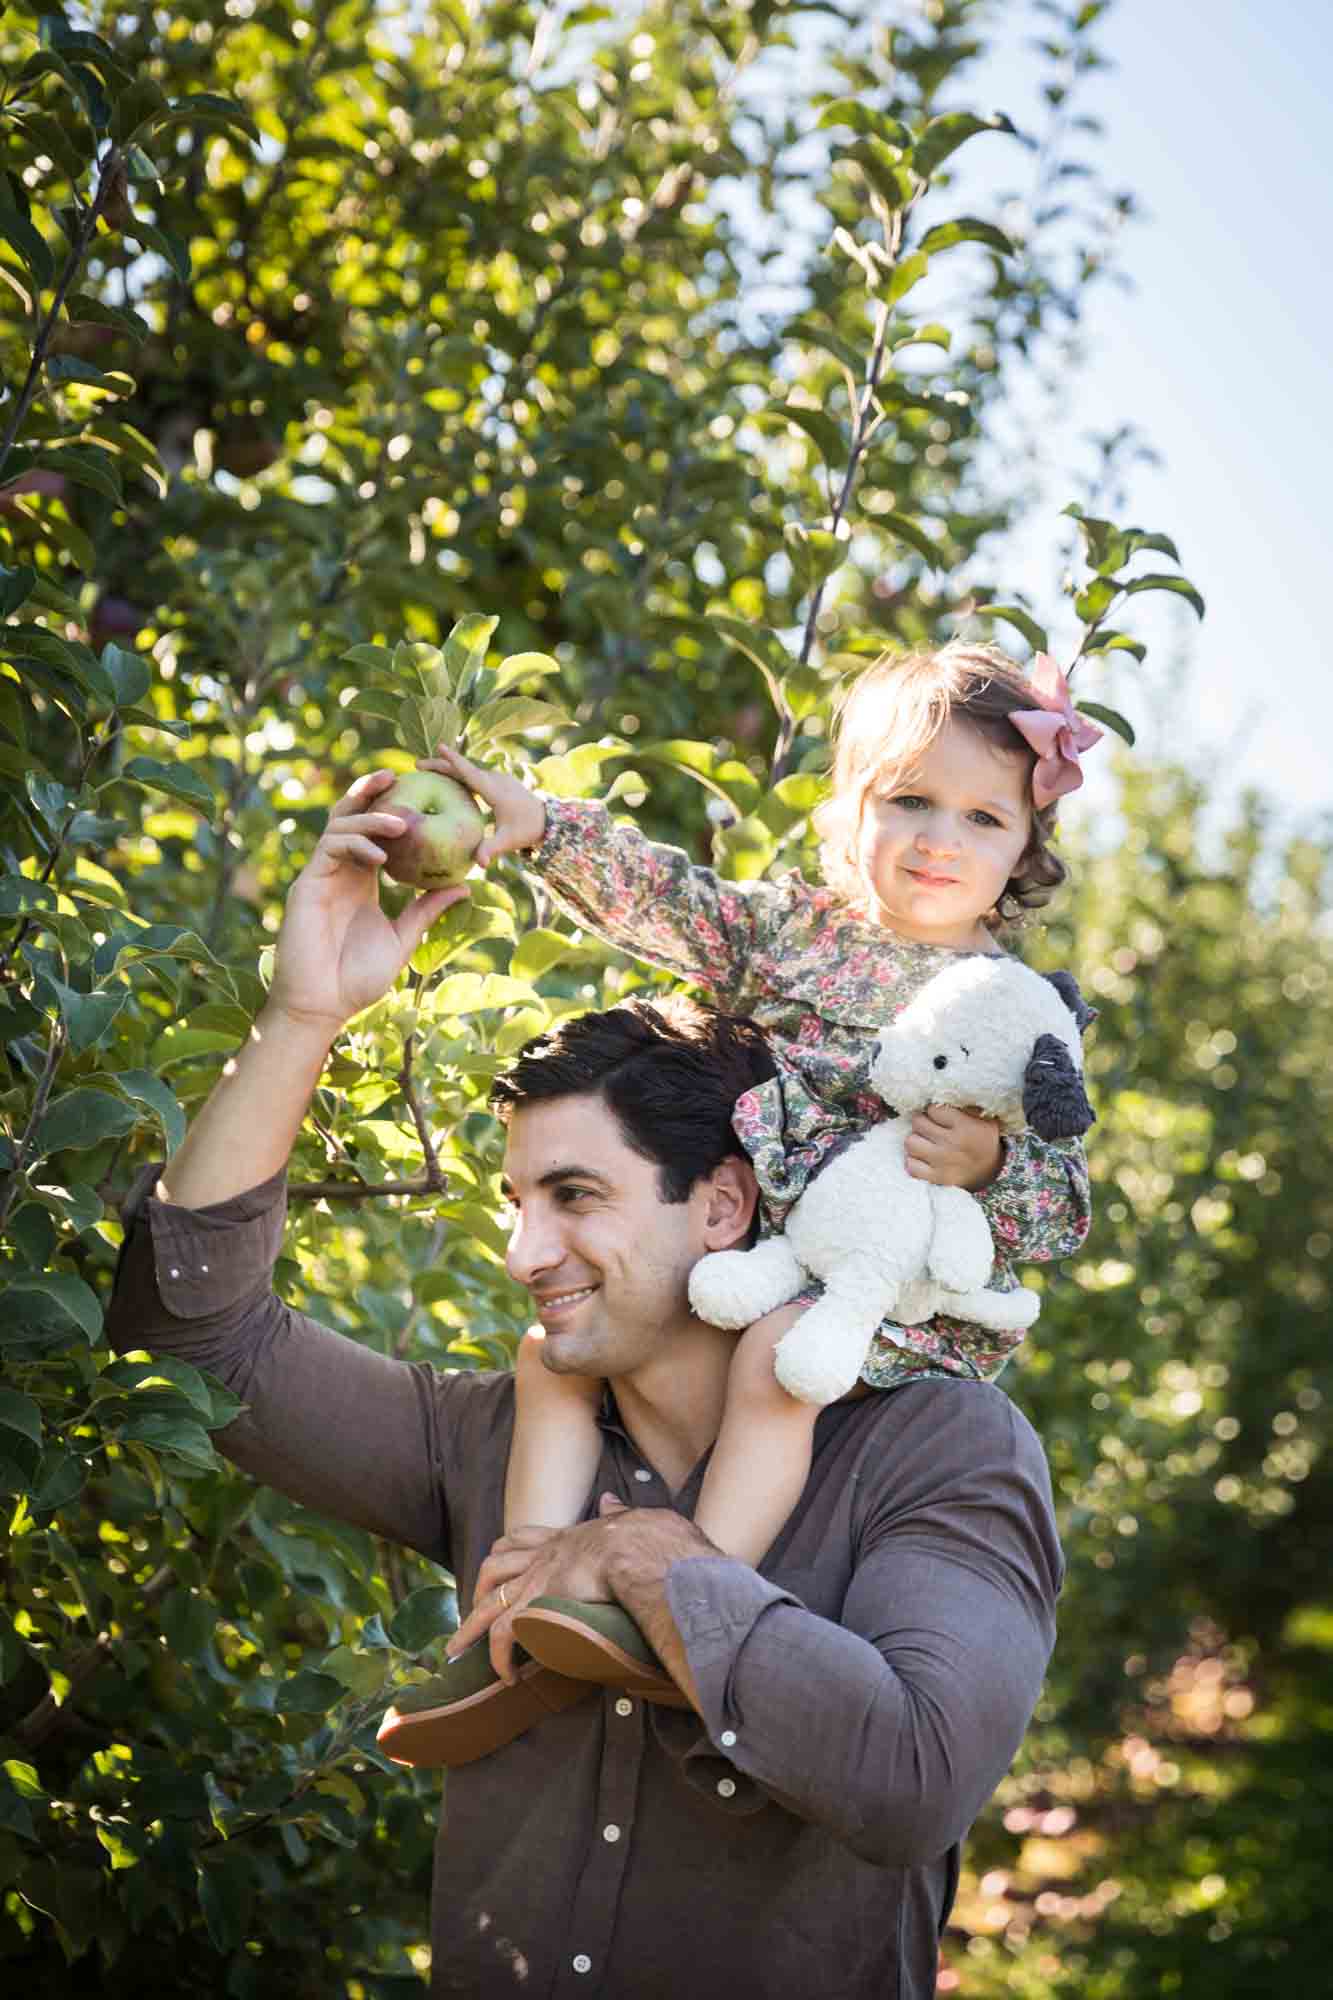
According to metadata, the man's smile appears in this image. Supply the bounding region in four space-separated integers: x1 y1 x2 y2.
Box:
533 1283 599 1322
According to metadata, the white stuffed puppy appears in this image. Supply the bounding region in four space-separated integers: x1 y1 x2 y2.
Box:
688 955 1095 1407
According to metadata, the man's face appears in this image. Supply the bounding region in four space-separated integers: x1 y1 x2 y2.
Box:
501 1093 729 1382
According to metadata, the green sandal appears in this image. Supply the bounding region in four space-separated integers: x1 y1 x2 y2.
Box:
512 1597 692 1709
376 1643 594 1768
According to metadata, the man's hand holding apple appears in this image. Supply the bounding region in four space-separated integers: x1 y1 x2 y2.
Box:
267 770 469 1036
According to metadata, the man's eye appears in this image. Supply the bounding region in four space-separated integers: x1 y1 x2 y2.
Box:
556 1186 594 1205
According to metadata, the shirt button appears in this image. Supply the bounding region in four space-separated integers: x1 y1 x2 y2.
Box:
716 1777 737 1799
602 1823 621 1843
169 1268 181 1279
633 1468 653 1483
572 1954 592 1974
614 1697 634 1717
719 1730 737 1748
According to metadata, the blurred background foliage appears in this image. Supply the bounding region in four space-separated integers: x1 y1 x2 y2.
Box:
0 0 1327 1994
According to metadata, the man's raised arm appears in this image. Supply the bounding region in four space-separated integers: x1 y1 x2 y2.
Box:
159 769 461 1210
104 772 471 1557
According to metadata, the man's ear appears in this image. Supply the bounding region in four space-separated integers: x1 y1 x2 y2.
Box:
699 1156 759 1251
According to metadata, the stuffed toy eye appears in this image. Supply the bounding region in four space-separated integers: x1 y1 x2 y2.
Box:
933 1054 948 1069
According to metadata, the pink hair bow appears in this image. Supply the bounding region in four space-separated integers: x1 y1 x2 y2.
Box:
1010 653 1105 809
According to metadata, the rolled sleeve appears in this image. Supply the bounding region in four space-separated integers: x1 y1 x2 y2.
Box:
109 1163 288 1339
104 1164 455 1564
666 1387 1062 1870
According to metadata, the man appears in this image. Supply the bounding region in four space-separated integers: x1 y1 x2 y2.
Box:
107 770 1063 1998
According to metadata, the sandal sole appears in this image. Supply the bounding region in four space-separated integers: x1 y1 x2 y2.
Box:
377 1658 592 1768
513 1605 693 1710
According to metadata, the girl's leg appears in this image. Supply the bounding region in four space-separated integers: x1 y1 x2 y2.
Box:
504 1329 605 1532
694 1304 821 1568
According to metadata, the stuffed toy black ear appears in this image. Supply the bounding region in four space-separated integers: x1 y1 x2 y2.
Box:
1023 1033 1097 1138
1041 969 1098 1034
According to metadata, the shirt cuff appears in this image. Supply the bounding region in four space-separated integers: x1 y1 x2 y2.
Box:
116 1164 289 1323
666 1554 801 1743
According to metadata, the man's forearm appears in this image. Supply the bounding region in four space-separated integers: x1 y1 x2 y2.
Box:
603 1510 718 1713
159 1005 337 1210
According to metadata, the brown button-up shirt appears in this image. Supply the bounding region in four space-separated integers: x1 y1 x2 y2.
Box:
107 1167 1063 1999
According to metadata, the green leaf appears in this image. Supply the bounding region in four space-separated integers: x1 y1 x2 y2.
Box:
35 1088 139 1156
341 643 393 673
882 512 945 565
974 603 1049 653
3 1272 103 1343
45 354 134 394
1077 700 1136 746
784 521 849 590
113 1067 186 1152
845 138 915 210
913 110 1018 179
33 442 123 501
431 972 539 1015
121 755 215 811
510 927 587 980
120 1413 222 1471
918 216 1014 257
712 812 778 882
386 1584 457 1654
883 249 930 306
0 205 55 287
0 1391 43 1448
151 92 262 145
31 1446 87 1511
761 402 846 465
99 1354 217 1422
490 650 560 698
782 319 865 377
1073 576 1121 623
817 99 912 150
465 695 568 744
442 612 498 700
274 1668 347 1714
100 643 152 708
321 1645 388 1697
196 1855 254 1956
1080 628 1147 663
33 972 129 1053
124 216 191 282
64 293 151 342
0 562 36 616
1122 572 1206 619
109 75 169 143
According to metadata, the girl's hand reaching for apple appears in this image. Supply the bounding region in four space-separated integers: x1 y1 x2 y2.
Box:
267 770 469 1032
419 745 547 865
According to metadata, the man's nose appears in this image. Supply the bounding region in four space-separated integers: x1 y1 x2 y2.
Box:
505 1205 563 1288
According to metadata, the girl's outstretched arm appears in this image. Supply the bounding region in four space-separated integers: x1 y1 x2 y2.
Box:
427 746 772 1009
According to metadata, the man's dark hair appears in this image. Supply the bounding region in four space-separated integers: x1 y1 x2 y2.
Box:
489 993 777 1203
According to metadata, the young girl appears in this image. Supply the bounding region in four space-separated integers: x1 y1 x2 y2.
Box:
438 642 1097 1574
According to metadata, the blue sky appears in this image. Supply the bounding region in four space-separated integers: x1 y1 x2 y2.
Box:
975 0 1332 827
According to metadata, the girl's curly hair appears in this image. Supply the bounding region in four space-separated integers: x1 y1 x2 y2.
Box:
814 641 1068 928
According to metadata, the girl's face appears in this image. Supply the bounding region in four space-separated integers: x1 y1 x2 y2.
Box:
858 717 1032 949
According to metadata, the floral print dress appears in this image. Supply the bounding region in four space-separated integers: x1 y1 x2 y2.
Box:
530 797 1093 1388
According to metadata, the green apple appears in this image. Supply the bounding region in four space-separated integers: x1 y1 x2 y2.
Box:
379 770 485 887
